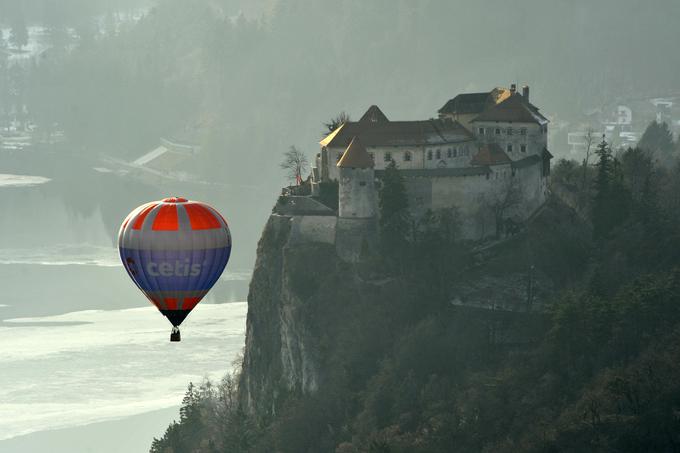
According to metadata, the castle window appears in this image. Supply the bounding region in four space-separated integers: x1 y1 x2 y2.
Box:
495 128 501 135
521 144 527 153
436 149 441 159
507 144 513 153
384 152 392 162
453 148 458 157
478 127 485 135
520 128 527 135
447 148 452 158
427 150 433 160
404 151 412 162
507 127 513 135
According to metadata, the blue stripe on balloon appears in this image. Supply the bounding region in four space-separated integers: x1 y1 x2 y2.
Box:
120 246 231 292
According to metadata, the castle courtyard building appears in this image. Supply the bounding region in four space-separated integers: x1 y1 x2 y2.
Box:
313 84 552 239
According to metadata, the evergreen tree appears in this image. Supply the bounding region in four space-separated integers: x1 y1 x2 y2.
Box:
591 137 630 238
591 137 614 238
378 160 411 266
638 121 674 154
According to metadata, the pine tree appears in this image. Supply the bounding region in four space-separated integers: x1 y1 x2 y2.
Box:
378 160 411 265
591 137 630 238
591 137 614 238
638 121 674 154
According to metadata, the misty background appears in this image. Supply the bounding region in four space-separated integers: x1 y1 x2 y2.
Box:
0 0 679 451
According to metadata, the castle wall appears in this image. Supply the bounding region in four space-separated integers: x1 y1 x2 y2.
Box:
473 122 547 160
326 140 475 181
288 216 337 245
338 167 377 219
401 160 547 240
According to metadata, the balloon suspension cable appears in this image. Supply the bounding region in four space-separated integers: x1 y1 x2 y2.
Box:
170 326 181 342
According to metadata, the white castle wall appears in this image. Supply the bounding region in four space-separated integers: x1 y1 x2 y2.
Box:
338 167 377 219
288 216 337 245
324 141 475 181
473 122 547 159
402 161 547 239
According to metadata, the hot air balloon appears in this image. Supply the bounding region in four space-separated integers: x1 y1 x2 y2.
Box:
118 197 232 341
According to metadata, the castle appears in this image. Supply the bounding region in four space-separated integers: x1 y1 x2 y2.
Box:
275 84 551 261
309 84 552 239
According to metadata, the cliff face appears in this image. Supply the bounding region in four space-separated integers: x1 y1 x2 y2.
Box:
239 214 334 415
239 212 395 418
238 197 589 421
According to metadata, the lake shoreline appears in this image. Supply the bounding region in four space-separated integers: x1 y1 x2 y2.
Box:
0 407 180 453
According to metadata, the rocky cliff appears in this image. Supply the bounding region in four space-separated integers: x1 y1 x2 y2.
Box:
238 197 588 421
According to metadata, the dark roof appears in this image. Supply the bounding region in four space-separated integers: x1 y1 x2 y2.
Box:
471 93 548 124
511 155 541 169
274 196 335 216
438 92 491 115
542 147 554 159
337 137 374 169
320 119 473 149
471 143 512 166
438 87 512 115
376 166 490 178
359 105 389 123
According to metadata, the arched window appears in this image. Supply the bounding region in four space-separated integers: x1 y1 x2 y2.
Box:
404 151 412 162
427 150 433 160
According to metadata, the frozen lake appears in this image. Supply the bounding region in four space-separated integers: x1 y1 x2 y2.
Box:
0 302 247 441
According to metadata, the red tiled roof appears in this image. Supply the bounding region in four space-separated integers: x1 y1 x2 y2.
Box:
337 136 374 169
470 143 512 166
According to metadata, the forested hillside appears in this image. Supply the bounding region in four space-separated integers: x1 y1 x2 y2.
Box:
149 121 680 452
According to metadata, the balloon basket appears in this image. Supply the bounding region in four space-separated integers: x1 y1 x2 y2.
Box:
170 327 181 342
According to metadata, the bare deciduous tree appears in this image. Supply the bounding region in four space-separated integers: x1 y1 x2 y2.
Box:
581 127 595 192
280 145 308 184
479 173 523 239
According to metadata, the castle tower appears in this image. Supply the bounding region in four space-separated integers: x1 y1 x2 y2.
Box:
337 136 376 219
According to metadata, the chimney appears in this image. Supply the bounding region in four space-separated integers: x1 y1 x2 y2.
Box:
522 85 530 103
510 83 517 94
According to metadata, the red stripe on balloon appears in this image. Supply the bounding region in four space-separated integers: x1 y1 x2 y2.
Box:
183 297 202 311
183 203 222 230
152 204 179 231
164 298 178 310
132 204 157 230
204 204 228 228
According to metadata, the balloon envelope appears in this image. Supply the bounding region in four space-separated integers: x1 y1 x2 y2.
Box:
118 197 232 328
